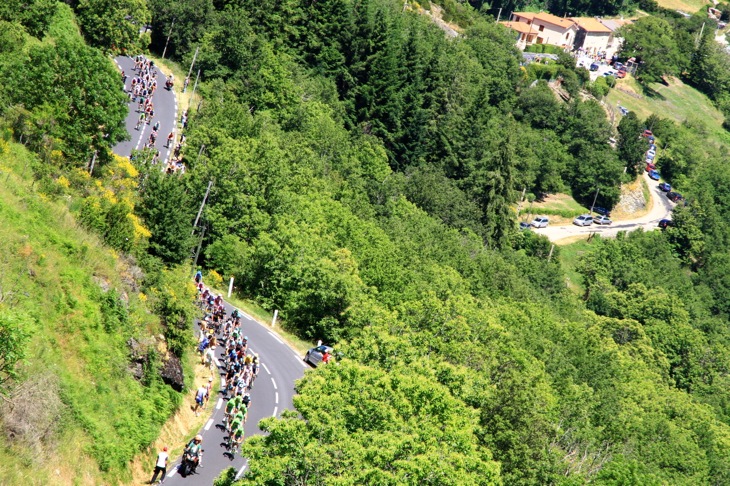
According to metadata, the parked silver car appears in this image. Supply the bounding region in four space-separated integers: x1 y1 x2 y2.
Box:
573 214 594 226
304 345 333 367
594 215 612 225
531 216 549 228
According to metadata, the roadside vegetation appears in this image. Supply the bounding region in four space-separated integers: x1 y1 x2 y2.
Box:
2 0 730 485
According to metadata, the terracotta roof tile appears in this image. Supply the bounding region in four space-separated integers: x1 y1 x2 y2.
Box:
572 17 612 33
500 21 535 34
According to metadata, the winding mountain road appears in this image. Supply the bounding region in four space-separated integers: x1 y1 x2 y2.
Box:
111 56 306 483
536 171 676 243
162 301 306 485
112 56 178 165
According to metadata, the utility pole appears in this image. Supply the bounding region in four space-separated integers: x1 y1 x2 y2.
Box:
590 187 600 214
184 46 199 93
696 22 705 48
195 144 206 166
516 187 527 217
192 179 213 235
192 224 206 273
88 150 97 176
161 18 175 59
191 69 201 99
496 8 502 22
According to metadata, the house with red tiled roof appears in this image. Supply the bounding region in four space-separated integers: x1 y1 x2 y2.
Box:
506 12 578 49
572 17 613 55
499 20 538 50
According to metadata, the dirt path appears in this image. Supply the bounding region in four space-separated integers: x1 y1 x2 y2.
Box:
537 172 675 244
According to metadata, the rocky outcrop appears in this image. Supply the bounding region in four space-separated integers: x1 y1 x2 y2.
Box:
160 352 185 392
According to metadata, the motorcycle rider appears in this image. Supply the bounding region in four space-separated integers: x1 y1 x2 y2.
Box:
183 435 203 473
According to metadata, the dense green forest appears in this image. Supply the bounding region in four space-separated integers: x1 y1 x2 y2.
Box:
4 0 730 484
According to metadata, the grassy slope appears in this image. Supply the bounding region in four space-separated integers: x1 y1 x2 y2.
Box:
607 76 730 143
654 0 710 13
0 141 184 484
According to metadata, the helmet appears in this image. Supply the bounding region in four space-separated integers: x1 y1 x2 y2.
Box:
195 435 203 442
208 377 213 382
244 336 248 340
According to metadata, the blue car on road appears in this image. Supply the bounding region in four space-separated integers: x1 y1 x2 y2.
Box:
648 170 661 180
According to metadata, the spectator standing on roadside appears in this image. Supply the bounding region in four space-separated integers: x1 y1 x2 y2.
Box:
204 376 213 408
194 385 207 417
150 446 168 484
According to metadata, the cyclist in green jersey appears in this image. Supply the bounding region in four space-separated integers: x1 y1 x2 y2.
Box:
229 415 243 435
230 424 245 453
224 398 236 424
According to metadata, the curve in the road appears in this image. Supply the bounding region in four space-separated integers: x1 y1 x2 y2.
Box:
110 57 307 483
536 171 676 243
161 294 307 485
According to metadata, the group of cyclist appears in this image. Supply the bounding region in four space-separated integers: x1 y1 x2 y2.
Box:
123 54 189 174
151 271 261 482
190 273 260 464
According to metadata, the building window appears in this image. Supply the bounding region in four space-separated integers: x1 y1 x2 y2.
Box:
538 25 544 31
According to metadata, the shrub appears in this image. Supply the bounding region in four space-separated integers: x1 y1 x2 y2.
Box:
588 76 610 99
527 63 560 81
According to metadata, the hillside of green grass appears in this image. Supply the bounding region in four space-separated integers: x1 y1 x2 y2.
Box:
607 77 730 143
0 139 192 484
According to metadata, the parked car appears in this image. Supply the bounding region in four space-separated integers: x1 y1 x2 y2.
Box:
667 191 684 202
646 162 656 171
658 182 671 192
616 68 627 79
304 345 333 367
603 70 616 77
646 152 656 161
614 62 624 70
519 222 531 231
648 135 655 143
531 216 549 228
594 215 613 225
649 143 657 151
573 214 594 226
643 129 653 137
658 219 674 229
648 170 661 180
590 63 599 71
593 206 611 216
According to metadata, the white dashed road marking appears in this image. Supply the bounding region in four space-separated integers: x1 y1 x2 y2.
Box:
272 406 278 417
134 122 147 151
275 392 279 404
204 418 214 431
235 464 247 480
167 467 177 478
271 378 277 390
262 363 271 375
267 331 284 344
216 398 223 410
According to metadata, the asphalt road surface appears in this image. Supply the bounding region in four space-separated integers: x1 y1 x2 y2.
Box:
112 55 178 165
110 58 307 483
162 300 307 484
535 171 676 243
